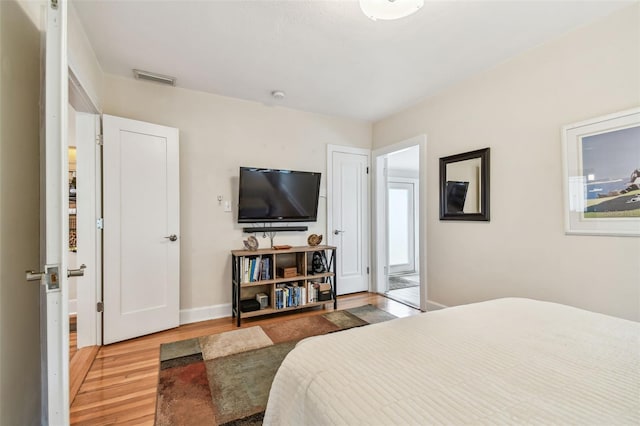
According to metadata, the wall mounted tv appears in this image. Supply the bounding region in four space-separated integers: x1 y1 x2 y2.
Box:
238 167 321 223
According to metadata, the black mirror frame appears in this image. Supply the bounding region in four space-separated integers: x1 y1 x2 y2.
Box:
439 147 490 221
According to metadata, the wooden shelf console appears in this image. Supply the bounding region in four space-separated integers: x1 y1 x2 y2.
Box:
231 245 337 326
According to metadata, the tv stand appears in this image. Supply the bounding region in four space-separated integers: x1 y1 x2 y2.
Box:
231 245 337 326
242 226 308 233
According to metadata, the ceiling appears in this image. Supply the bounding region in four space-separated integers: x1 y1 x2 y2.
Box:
73 0 632 122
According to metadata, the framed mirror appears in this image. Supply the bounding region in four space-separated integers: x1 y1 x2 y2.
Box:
439 147 490 221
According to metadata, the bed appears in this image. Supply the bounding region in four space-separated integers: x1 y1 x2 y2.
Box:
263 298 639 425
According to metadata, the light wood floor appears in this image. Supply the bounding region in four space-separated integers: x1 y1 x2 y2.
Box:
69 314 77 361
70 292 419 425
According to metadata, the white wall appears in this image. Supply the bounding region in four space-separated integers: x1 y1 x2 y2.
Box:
68 1 103 111
0 0 42 423
373 4 640 321
102 74 371 314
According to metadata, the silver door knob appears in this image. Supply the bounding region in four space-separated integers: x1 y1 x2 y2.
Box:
68 264 86 278
165 234 178 242
333 229 345 235
26 270 45 281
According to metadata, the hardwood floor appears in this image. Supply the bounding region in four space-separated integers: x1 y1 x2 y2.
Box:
70 292 418 425
70 314 77 361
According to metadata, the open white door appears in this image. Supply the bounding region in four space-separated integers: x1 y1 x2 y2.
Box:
387 180 416 275
34 0 70 422
103 115 180 344
327 145 370 295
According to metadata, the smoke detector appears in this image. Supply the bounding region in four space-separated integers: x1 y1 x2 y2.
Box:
133 69 176 86
271 90 286 100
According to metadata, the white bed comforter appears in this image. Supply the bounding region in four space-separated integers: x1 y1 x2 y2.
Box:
263 298 640 425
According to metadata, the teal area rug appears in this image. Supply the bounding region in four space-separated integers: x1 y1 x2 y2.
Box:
155 305 396 425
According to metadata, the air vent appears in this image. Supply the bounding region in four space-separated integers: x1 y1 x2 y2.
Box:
132 69 176 86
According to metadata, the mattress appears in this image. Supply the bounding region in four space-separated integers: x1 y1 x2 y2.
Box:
263 298 640 425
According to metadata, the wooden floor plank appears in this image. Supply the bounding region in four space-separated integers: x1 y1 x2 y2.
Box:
69 345 100 404
70 292 419 425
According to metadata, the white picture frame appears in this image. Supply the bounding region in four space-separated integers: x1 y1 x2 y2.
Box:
562 107 640 237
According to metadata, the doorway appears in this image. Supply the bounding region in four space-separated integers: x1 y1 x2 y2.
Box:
373 136 427 311
68 106 78 361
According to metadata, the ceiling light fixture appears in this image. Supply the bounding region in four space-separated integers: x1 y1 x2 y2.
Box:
360 0 424 21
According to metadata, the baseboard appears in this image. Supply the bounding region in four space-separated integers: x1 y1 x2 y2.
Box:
426 300 447 311
180 303 232 325
69 298 77 315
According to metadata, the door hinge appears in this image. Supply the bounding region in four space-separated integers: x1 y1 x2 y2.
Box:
97 301 104 313
96 134 103 145
366 267 370 274
366 166 369 174
96 218 104 229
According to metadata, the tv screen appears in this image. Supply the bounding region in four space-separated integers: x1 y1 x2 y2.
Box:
446 181 469 213
238 167 321 223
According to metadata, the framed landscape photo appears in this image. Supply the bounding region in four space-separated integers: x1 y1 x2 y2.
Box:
562 107 640 236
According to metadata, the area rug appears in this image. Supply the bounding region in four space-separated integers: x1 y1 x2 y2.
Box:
388 275 420 290
155 305 396 426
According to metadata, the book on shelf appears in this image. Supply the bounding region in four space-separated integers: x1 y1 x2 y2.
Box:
249 258 256 282
308 281 321 303
260 257 271 280
252 255 261 281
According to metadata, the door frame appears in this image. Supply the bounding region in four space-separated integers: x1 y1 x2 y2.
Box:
74 112 102 347
372 135 427 311
326 144 371 293
69 66 102 348
41 0 69 422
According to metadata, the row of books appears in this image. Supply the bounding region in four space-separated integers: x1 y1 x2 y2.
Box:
273 281 331 308
275 283 307 309
308 282 322 303
241 256 272 283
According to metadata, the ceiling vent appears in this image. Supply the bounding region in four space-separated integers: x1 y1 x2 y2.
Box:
133 69 176 86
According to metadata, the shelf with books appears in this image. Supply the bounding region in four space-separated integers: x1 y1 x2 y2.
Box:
231 245 337 326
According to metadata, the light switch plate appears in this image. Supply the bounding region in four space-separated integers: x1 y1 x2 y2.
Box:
224 201 231 212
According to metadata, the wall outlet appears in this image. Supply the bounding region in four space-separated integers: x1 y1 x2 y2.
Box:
224 201 232 212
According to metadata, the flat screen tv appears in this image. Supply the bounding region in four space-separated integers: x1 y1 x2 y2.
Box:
238 167 321 223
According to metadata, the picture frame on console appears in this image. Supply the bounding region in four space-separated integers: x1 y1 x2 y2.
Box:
562 107 640 237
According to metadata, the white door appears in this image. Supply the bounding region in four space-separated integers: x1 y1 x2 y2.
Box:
387 181 416 274
38 1 70 422
327 146 369 295
103 115 180 344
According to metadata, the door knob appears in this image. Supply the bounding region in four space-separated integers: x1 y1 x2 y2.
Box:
26 270 45 281
165 234 178 242
25 266 60 290
333 229 345 235
68 264 86 278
